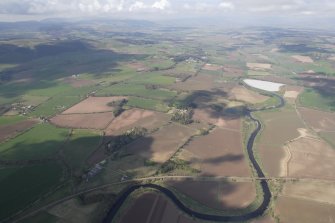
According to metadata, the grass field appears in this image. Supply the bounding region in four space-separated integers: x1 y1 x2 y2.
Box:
31 95 82 117
0 124 69 160
128 73 176 85
0 115 26 125
62 129 101 173
127 96 170 112
299 88 335 112
0 163 63 220
97 83 177 100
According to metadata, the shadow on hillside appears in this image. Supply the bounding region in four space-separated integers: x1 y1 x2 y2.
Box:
293 76 335 109
0 40 148 99
172 89 248 120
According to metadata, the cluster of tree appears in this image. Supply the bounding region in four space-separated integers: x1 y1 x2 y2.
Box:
107 99 128 117
171 109 193 125
105 127 148 154
158 158 199 174
145 84 158 90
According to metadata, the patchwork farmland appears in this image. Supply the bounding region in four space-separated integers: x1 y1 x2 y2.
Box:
0 19 334 223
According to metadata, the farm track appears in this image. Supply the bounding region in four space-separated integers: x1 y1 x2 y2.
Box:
102 94 286 222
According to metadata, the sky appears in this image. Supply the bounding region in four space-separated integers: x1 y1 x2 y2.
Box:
0 0 334 26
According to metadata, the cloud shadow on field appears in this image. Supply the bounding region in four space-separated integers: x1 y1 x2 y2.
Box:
172 89 248 121
166 178 240 211
0 40 148 100
200 154 244 164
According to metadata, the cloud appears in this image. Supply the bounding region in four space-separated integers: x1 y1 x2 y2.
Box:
151 0 170 10
129 1 147 11
0 0 334 19
219 2 234 10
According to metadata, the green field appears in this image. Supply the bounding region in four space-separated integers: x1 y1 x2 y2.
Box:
0 163 63 219
299 88 335 111
62 129 101 173
0 115 26 125
128 72 176 85
30 95 82 117
97 83 177 100
127 96 170 112
0 124 69 160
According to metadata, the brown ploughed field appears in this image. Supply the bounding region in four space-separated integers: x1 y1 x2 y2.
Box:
105 108 170 136
125 123 197 163
223 66 245 77
50 112 115 129
287 137 335 180
170 74 222 91
291 55 314 63
229 86 269 104
256 107 304 177
203 64 223 71
62 96 127 114
120 193 196 223
298 107 335 132
193 109 241 130
275 196 335 223
0 119 38 142
181 128 251 177
246 63 272 70
167 180 256 210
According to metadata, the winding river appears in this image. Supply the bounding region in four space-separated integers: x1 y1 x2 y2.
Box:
102 93 285 223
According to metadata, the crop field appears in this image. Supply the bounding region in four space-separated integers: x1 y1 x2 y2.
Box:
51 112 115 129
179 128 251 177
1 19 335 223
286 137 335 179
0 119 38 142
282 181 335 205
62 129 101 174
320 131 335 148
299 88 335 112
63 77 96 88
166 180 256 210
193 108 241 130
0 115 26 125
275 196 335 223
126 96 170 112
119 193 196 223
298 107 335 132
229 86 269 104
30 95 83 117
0 124 69 160
255 106 304 176
203 63 223 71
62 96 127 114
0 162 63 219
20 95 50 107
105 108 170 136
246 63 272 71
291 55 314 63
283 85 303 104
127 72 176 85
125 123 197 163
171 74 221 91
96 83 177 100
